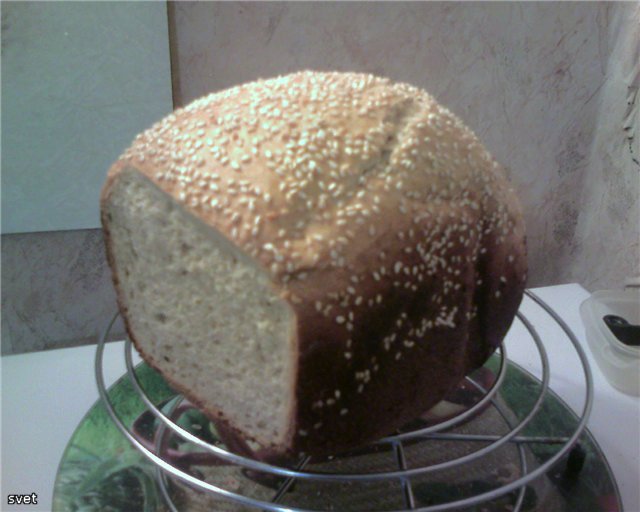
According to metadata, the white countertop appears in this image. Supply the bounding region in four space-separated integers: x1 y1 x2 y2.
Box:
2 284 639 511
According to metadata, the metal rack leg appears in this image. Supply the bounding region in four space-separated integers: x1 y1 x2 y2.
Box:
466 377 528 512
269 455 312 505
392 441 416 510
563 442 586 481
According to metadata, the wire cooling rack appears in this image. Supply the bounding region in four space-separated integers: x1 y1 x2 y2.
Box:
95 290 594 511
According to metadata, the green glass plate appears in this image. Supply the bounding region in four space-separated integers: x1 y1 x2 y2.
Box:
53 357 622 512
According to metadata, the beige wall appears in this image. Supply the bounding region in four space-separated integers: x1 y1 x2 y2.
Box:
570 3 639 290
169 1 639 290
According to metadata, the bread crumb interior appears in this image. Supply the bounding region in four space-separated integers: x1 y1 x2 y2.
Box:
105 168 295 446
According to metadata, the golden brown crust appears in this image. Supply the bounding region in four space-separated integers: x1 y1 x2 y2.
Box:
101 71 527 458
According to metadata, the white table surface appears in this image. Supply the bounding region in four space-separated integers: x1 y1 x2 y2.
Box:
2 284 639 511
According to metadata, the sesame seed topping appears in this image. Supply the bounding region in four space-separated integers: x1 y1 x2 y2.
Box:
121 72 524 388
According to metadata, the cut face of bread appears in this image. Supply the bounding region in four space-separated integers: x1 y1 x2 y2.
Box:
104 168 296 448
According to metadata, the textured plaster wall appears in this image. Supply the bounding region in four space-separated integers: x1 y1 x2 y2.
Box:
170 1 639 288
1 230 126 355
569 2 639 289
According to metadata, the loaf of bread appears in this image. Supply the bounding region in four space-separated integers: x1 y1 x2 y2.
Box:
101 71 527 459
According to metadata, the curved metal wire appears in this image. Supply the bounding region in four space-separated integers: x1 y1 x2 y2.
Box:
153 381 530 512
95 291 593 511
122 340 509 479
119 311 542 482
